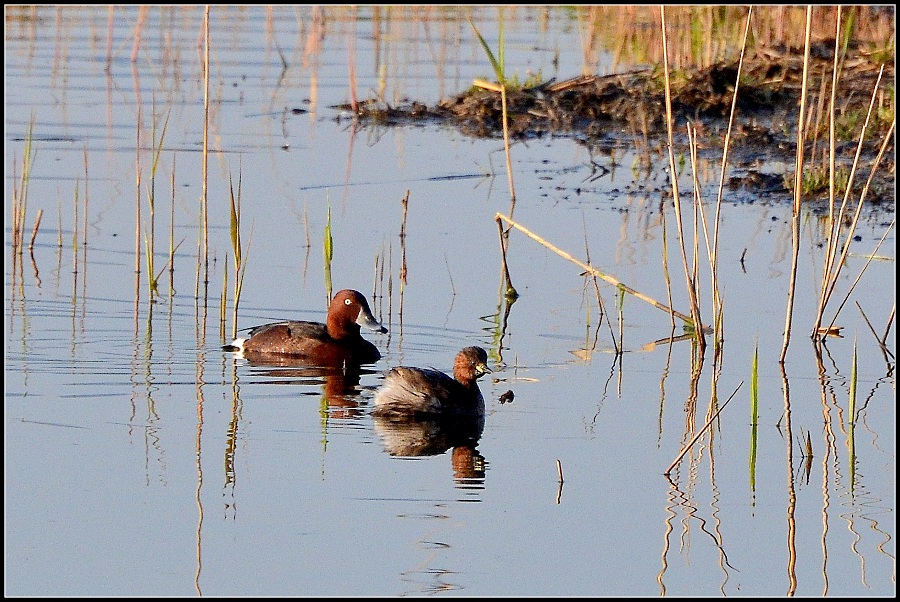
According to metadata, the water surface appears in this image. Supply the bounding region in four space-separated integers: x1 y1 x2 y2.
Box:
5 6 895 597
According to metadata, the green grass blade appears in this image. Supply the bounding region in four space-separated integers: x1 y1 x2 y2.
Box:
467 16 504 84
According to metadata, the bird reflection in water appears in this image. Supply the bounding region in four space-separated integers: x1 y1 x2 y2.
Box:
236 350 376 419
373 413 487 486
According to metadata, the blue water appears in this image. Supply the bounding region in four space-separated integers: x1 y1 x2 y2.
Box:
5 6 895 596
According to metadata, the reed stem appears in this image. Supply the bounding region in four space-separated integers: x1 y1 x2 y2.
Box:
780 6 814 363
496 212 697 327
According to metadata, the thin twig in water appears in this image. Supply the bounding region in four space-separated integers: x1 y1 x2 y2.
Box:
555 459 564 504
664 381 742 475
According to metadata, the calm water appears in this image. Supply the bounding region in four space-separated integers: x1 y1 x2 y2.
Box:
5 6 895 597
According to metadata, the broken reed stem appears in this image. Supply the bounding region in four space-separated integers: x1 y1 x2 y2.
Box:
780 6 813 364
496 212 696 327
472 78 503 92
664 381 742 475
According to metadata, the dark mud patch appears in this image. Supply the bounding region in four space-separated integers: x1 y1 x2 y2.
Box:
333 47 895 207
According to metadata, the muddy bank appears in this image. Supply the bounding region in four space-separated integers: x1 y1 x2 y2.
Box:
335 46 895 205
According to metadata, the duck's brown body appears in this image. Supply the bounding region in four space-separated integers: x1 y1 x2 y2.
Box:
225 289 386 366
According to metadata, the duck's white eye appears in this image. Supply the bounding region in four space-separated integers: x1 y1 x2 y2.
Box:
345 298 352 306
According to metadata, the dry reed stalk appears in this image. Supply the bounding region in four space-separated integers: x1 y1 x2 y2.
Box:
709 7 753 357
220 260 228 342
372 248 382 318
813 65 890 335
779 6 814 364
399 190 409 289
499 83 515 202
659 7 704 343
56 199 62 249
616 287 625 362
71 183 79 294
399 190 409 332
11 160 22 254
686 123 702 303
169 153 176 296
496 212 697 327
300 202 311 285
815 8 847 329
855 301 895 362
201 6 211 294
823 217 895 335
134 105 142 304
16 118 37 255
387 241 393 334
82 145 89 248
827 9 844 223
472 79 503 92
